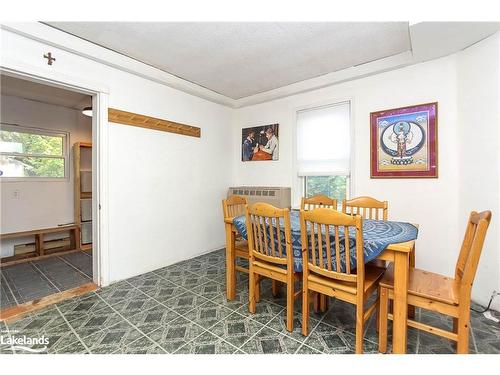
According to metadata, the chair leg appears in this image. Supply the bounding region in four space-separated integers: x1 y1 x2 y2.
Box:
457 306 471 354
249 267 256 314
408 248 416 319
255 274 261 303
286 275 294 332
452 317 459 350
313 292 320 313
378 287 388 353
272 280 281 297
302 282 309 336
355 302 364 354
320 294 328 312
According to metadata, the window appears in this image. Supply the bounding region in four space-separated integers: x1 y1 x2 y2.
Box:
0 125 68 179
297 102 351 202
304 175 348 200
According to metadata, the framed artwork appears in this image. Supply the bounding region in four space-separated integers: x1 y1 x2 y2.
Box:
241 123 279 162
370 102 438 178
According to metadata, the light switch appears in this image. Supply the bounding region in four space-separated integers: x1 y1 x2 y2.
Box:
12 189 20 199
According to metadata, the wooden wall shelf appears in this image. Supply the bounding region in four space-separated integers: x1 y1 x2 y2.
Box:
108 108 201 138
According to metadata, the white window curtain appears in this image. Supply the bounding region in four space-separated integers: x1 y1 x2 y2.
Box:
296 102 351 176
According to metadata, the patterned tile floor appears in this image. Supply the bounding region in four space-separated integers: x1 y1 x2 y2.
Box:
1 251 93 309
1 248 499 354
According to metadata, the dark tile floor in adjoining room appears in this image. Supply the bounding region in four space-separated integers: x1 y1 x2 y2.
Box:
1 251 93 309
1 248 499 354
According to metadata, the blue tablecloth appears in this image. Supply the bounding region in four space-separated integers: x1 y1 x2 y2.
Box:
233 211 418 272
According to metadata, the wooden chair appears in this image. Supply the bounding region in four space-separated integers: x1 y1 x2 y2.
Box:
301 193 338 312
342 196 388 221
301 194 338 211
222 195 250 274
378 210 492 354
300 208 385 353
246 202 301 332
343 196 395 272
302 192 339 313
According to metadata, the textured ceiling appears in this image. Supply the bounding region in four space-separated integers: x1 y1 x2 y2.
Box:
46 22 411 99
1 75 92 110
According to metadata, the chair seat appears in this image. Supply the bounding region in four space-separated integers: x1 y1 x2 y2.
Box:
379 264 459 305
308 265 385 295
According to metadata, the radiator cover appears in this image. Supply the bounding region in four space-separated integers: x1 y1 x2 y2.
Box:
227 186 291 209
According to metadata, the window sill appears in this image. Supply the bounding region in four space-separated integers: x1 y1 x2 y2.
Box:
0 177 69 183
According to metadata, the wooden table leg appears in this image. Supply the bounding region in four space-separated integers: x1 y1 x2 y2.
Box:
408 245 416 319
392 251 409 354
225 224 236 300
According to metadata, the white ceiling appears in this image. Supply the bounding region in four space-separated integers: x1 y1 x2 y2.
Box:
46 22 412 99
41 22 500 104
0 75 92 110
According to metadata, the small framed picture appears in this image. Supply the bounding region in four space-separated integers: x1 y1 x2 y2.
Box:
241 124 279 161
370 102 438 178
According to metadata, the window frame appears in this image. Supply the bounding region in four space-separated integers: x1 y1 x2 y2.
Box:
292 97 355 208
0 123 70 182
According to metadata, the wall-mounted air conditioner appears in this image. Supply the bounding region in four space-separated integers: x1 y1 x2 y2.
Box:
227 186 291 209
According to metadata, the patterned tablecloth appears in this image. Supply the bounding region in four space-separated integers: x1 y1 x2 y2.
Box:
233 210 418 272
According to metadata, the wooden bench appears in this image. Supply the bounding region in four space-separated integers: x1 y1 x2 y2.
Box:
0 225 80 266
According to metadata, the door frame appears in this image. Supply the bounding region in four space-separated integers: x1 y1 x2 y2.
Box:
1 59 110 286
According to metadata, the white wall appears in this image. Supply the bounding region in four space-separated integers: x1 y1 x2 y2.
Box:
231 35 500 308
456 33 500 310
1 95 92 257
1 26 234 283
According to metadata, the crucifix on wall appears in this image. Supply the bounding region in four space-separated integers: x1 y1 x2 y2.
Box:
43 52 56 65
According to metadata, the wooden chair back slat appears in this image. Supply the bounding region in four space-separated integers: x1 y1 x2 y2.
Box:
345 226 351 274
325 224 332 271
300 208 363 282
247 222 258 253
269 217 276 257
318 223 324 269
334 225 341 272
222 195 248 219
454 211 492 288
342 196 388 221
262 217 269 256
255 216 262 254
246 203 293 264
310 223 317 266
277 218 283 258
301 195 338 211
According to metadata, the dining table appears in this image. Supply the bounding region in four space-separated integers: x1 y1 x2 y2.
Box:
223 210 418 354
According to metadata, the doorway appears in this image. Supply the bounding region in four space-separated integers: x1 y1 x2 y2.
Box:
0 71 107 318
